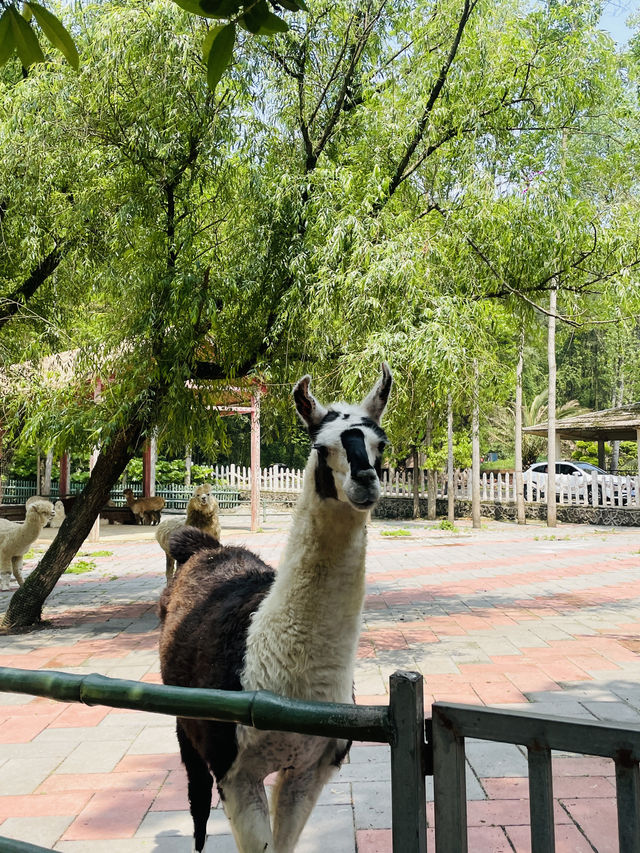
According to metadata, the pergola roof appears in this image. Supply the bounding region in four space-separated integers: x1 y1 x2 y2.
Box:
524 403 640 442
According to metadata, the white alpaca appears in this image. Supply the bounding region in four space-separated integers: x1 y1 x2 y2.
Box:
159 363 392 853
0 500 55 591
25 496 65 528
155 484 221 583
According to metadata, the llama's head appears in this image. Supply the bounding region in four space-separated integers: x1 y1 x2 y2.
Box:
293 363 392 512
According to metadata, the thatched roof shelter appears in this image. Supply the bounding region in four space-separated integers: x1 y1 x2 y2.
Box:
524 403 640 442
524 403 640 470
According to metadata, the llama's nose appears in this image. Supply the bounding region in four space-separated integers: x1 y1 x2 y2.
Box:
354 467 377 486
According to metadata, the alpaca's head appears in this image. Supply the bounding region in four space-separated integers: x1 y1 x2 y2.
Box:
294 363 392 512
27 500 55 526
193 483 211 497
188 492 218 513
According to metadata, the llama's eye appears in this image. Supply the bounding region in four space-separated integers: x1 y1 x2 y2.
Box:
378 442 386 454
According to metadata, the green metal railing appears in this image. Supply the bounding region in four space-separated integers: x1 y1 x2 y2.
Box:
0 666 427 853
431 702 640 853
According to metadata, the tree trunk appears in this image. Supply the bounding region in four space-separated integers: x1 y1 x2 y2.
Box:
1 419 145 632
447 393 455 525
412 445 420 519
426 414 436 520
471 360 481 529
184 445 192 487
515 325 525 524
547 285 557 528
42 450 53 497
611 358 624 474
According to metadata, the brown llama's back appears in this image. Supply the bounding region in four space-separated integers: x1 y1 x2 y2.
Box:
159 528 274 783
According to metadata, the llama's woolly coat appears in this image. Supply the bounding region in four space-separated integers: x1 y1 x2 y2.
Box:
0 500 54 590
159 528 275 781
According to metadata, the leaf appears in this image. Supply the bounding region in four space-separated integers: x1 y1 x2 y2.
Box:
22 4 32 22
27 2 79 69
239 0 288 34
206 21 235 91
8 7 43 67
0 10 15 67
276 0 308 10
173 0 242 19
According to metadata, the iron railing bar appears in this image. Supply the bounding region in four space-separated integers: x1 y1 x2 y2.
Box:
433 702 640 760
0 667 392 743
432 705 468 853
615 756 640 853
389 671 427 853
528 745 555 853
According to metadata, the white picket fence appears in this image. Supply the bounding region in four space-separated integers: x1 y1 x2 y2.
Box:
3 466 639 509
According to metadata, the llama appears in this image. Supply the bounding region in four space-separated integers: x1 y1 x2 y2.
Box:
0 500 55 591
25 496 65 528
155 484 221 583
159 363 392 853
123 488 165 525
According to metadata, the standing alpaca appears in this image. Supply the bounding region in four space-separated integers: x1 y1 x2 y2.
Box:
159 363 391 853
0 500 55 591
123 488 165 525
26 496 65 528
155 484 222 583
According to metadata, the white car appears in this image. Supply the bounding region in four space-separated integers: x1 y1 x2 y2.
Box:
525 461 634 505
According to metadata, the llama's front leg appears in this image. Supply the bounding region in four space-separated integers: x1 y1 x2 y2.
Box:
12 556 24 586
165 553 175 585
177 724 213 853
271 747 341 853
219 772 275 853
0 557 11 591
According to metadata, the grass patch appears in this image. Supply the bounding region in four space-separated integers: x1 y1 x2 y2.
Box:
380 528 412 537
437 519 456 531
86 550 113 558
65 559 96 574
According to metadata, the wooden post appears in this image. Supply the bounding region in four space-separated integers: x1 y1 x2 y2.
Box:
598 439 606 472
59 452 70 497
515 326 525 524
547 285 557 528
471 360 481 529
412 446 420 519
142 436 157 498
250 389 261 533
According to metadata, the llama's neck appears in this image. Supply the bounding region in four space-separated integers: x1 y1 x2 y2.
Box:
244 454 369 702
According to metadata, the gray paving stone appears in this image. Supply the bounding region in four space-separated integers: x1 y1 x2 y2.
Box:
0 815 73 847
464 740 529 778
56 738 132 773
136 809 193 837
580 701 640 723
298 803 355 852
56 839 192 852
128 725 180 754
0 755 65 794
352 779 391 829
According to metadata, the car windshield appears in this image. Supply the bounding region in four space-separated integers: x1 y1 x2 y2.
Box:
573 462 608 475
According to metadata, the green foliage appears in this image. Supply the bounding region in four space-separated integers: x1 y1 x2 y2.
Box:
65 559 95 574
424 432 472 472
380 528 412 538
438 519 456 531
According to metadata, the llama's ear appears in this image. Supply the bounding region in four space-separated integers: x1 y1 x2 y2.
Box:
293 375 328 430
360 362 392 424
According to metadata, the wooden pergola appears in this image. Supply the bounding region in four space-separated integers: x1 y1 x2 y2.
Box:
523 403 640 471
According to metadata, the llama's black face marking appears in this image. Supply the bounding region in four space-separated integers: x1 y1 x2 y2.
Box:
314 445 338 500
294 363 392 511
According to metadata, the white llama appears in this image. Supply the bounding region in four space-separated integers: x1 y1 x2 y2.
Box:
159 362 392 853
0 500 55 590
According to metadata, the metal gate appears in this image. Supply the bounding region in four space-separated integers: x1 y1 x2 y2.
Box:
1 665 640 851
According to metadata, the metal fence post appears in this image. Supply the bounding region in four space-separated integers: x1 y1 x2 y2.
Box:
432 704 468 853
389 670 427 853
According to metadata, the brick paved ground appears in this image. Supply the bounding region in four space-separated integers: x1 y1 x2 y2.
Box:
1 512 639 851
